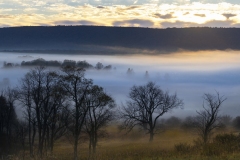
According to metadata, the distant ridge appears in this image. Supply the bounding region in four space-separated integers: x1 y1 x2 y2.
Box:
0 26 240 54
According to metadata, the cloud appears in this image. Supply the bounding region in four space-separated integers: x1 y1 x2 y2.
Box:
222 13 237 19
0 14 14 18
0 2 240 28
161 21 196 28
0 9 14 13
161 20 240 28
126 6 140 9
194 14 206 17
113 19 154 27
45 3 76 12
154 13 175 19
204 20 240 28
23 8 38 12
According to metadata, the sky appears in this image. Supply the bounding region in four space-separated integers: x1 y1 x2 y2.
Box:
0 0 240 28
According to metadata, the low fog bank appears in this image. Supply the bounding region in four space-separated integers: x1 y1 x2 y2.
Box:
1 51 240 118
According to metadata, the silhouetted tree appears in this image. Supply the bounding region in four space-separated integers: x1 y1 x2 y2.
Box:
83 85 115 157
104 65 112 70
18 66 67 157
76 60 93 69
127 68 134 75
62 59 76 67
194 92 226 144
31 67 58 157
14 120 28 159
120 82 183 142
60 66 92 160
17 72 37 157
46 84 70 153
17 66 73 157
95 62 103 70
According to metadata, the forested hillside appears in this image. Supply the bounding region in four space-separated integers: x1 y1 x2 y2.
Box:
0 26 240 53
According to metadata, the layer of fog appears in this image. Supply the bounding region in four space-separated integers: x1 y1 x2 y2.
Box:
1 51 240 118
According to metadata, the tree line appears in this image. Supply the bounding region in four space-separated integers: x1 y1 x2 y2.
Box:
0 65 234 160
3 58 112 70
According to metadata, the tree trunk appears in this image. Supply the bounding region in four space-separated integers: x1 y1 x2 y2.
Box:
93 131 97 154
88 138 92 160
50 131 54 154
203 132 208 144
31 124 36 155
74 138 78 160
28 119 33 157
149 131 154 142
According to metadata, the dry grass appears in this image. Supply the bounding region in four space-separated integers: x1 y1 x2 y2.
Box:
10 126 240 160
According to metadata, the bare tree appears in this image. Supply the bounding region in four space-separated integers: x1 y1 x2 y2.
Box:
194 92 226 144
45 84 70 154
120 82 183 142
29 67 59 157
17 72 36 157
14 120 28 160
83 85 115 157
17 66 68 157
60 66 92 160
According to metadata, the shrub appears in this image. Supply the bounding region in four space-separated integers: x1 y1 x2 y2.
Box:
197 133 240 156
213 133 240 153
174 143 192 153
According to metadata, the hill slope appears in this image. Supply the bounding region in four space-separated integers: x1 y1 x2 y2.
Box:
0 26 240 54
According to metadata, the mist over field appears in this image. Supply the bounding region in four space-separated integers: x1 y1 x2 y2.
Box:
1 51 240 118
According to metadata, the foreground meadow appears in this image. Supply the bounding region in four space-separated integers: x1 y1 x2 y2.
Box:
12 126 240 160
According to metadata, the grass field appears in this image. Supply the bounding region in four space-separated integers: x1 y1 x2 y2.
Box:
11 126 240 160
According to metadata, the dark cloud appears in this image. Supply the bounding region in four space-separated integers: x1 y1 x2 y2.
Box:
126 6 140 10
96 5 105 8
154 13 175 19
194 14 206 17
222 13 237 19
113 19 154 27
54 20 97 26
115 5 140 13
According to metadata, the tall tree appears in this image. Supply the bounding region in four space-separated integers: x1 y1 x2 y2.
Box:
83 85 115 157
29 67 58 157
60 66 92 160
194 92 226 144
18 66 67 157
17 72 36 157
120 82 183 142
46 84 70 153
